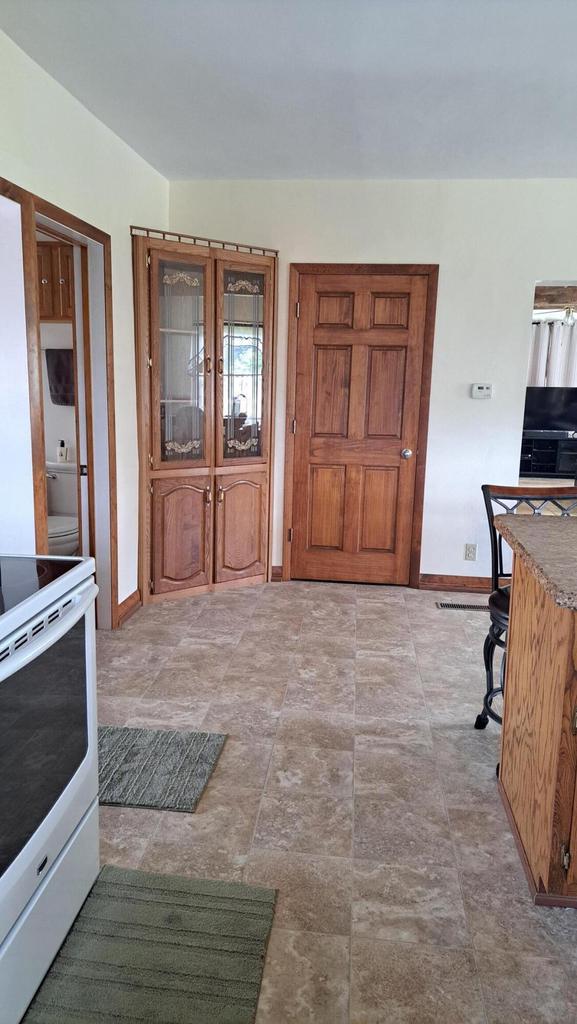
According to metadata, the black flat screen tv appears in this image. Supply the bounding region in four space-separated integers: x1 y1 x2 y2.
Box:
523 387 577 432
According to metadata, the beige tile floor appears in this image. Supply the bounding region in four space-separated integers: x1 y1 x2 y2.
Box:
96 582 577 1023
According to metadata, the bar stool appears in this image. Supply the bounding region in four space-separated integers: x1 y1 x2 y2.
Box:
475 483 577 730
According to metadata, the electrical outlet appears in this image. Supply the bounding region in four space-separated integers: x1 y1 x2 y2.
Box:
471 382 493 399
464 543 477 562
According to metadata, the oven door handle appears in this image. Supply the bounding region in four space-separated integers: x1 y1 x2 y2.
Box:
0 581 99 682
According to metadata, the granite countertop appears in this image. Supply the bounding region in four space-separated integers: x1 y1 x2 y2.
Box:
494 514 577 610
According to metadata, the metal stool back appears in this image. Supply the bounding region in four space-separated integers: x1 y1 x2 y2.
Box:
475 483 577 730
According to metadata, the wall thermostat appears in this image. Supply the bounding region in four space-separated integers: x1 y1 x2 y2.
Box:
471 383 493 399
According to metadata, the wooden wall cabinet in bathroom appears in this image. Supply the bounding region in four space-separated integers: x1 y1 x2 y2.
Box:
36 242 74 321
133 230 277 602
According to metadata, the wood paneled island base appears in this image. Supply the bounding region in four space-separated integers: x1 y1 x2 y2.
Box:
495 514 577 907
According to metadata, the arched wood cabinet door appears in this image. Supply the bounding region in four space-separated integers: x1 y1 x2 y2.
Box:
214 471 267 582
152 476 212 593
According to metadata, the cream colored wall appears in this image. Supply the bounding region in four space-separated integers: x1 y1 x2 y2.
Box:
0 31 169 602
5 24 577 587
0 194 36 554
170 179 577 578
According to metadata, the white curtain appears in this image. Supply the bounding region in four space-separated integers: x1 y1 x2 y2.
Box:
527 322 550 385
527 321 577 386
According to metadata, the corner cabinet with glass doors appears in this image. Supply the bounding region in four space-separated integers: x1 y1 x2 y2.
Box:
133 231 276 601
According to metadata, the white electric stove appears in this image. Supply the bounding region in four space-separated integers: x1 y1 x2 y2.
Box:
0 554 100 1024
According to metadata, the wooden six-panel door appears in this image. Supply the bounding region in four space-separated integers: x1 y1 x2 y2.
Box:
291 272 429 584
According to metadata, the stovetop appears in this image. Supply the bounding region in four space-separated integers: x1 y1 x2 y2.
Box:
0 555 95 639
0 556 82 617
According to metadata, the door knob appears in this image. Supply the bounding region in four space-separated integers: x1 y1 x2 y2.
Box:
401 448 413 459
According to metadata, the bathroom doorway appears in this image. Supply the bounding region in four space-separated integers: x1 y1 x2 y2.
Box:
36 225 94 563
32 208 116 628
0 176 118 629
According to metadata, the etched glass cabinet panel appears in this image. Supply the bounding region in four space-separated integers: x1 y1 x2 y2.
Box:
217 264 270 464
151 254 212 468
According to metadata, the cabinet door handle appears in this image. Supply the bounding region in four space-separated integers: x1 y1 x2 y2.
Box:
205 356 212 374
217 486 224 503
205 485 212 505
59 278 65 285
217 356 224 375
41 278 48 285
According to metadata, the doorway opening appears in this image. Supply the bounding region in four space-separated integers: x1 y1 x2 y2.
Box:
36 225 94 566
520 282 577 488
0 177 118 629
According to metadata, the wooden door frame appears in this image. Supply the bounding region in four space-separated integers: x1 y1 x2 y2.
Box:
36 231 94 558
282 262 439 588
0 176 120 626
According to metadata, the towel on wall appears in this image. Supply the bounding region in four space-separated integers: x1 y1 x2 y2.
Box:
45 348 75 406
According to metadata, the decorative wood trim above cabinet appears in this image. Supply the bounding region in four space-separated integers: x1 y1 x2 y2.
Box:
131 224 278 258
133 230 277 604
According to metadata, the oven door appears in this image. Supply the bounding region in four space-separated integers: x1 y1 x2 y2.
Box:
0 579 98 942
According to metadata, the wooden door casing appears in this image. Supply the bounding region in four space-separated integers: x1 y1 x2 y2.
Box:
290 271 430 584
215 471 267 582
152 476 212 593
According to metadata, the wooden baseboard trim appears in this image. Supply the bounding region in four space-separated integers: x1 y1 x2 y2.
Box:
117 589 141 627
496 774 577 905
497 778 577 907
419 574 491 593
497 777 541 901
271 565 283 582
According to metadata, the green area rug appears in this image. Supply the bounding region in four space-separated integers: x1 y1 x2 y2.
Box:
24 865 276 1024
98 726 226 812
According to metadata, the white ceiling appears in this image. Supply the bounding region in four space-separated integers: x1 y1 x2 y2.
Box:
2 0 577 180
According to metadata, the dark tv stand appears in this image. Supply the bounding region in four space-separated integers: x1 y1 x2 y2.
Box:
520 430 577 479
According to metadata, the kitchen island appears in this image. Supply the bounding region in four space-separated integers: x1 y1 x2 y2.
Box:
495 514 577 906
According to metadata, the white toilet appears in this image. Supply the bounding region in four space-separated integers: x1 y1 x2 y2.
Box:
46 461 79 556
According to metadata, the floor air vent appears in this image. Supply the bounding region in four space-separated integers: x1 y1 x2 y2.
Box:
436 601 489 611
